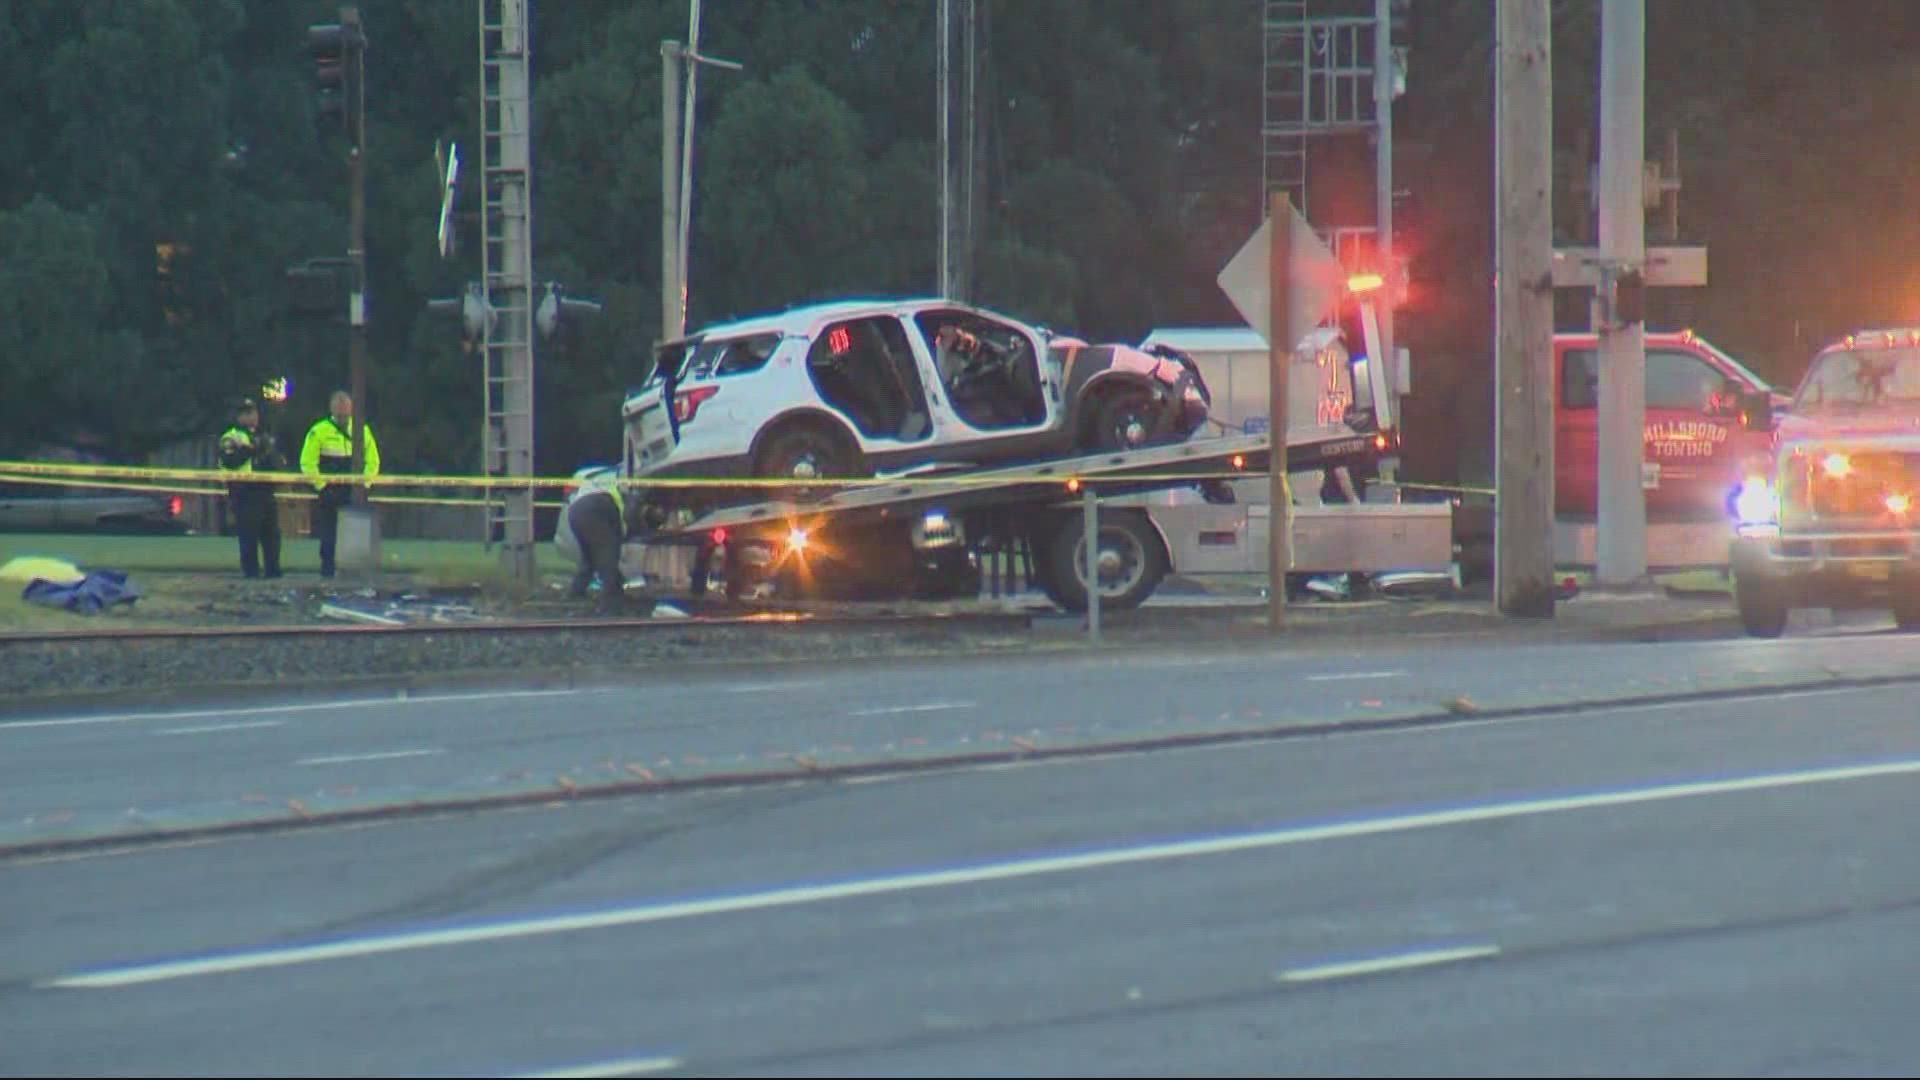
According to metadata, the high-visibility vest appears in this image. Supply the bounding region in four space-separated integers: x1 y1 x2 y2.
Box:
573 471 624 521
300 416 380 491
218 425 257 475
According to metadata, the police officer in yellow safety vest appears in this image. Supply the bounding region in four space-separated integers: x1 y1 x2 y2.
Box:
565 472 642 615
218 397 284 579
299 390 380 578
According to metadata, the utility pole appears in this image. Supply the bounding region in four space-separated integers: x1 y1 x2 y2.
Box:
342 7 369 506
1493 0 1556 617
1595 0 1648 586
1268 190 1293 632
937 0 953 298
660 5 739 340
676 0 701 336
1372 0 1396 426
937 0 979 301
960 0 978 301
305 8 377 569
661 39 683 340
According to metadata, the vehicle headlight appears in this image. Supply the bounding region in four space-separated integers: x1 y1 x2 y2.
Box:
1732 475 1776 525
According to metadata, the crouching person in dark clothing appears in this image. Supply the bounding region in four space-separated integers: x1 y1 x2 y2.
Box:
565 475 642 615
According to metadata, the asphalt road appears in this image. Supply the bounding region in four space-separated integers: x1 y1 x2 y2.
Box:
5 681 1920 1076
6 626 1920 847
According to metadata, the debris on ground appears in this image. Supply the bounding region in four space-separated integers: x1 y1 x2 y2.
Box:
311 587 487 626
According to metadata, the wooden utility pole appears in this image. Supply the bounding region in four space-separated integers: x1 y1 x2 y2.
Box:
1493 0 1556 617
1268 189 1293 632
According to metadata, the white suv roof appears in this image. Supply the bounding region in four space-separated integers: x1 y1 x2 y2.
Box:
682 296 1011 342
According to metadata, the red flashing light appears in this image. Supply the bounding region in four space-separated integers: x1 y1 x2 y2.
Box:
168 496 184 517
710 527 729 545
674 385 720 423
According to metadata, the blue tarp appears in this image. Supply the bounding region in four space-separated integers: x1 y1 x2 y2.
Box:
21 570 140 616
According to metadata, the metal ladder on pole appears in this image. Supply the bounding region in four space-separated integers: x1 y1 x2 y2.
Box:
477 0 537 579
1261 0 1310 215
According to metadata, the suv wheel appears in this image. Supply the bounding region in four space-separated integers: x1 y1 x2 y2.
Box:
753 425 863 485
1090 388 1163 452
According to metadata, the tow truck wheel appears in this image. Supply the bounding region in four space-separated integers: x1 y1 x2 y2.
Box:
1733 570 1789 639
1042 509 1168 613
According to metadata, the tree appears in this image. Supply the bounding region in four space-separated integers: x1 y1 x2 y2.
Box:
691 66 874 322
0 198 144 456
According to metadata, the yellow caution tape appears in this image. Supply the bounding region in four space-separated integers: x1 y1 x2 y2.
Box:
0 456 1486 498
0 470 565 510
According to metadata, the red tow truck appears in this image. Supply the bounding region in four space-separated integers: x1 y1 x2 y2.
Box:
1553 328 1785 522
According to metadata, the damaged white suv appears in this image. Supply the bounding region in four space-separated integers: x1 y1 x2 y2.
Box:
618 297 1212 515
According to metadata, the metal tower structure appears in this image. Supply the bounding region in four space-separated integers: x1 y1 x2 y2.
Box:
1260 0 1403 268
478 0 537 582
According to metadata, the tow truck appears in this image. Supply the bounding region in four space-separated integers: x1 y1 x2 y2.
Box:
589 280 1449 613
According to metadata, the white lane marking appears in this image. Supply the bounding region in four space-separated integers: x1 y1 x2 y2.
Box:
849 701 975 716
44 754 1920 990
1305 670 1408 683
295 749 443 767
2 689 588 732
153 721 285 736
1279 944 1500 983
721 680 827 694
514 1055 682 1078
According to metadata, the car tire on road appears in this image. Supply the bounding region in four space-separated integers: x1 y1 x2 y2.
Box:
1733 570 1789 638
1040 508 1168 613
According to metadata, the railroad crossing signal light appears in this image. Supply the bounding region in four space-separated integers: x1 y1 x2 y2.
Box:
535 282 605 343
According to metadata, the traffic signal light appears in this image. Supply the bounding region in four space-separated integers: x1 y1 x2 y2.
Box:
308 14 365 138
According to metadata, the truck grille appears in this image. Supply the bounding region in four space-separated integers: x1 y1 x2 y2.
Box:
1781 449 1920 524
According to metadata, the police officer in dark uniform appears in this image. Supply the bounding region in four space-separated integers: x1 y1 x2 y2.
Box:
218 397 284 579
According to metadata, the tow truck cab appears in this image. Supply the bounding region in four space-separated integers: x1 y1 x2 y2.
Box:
1552 328 1785 521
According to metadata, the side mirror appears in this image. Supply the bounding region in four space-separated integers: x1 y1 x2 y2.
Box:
1737 388 1775 432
